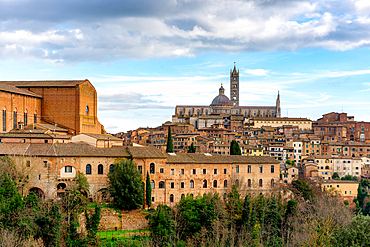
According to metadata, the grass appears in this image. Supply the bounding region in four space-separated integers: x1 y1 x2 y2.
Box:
98 229 150 241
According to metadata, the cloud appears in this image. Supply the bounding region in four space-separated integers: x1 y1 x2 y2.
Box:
244 69 269 76
0 0 369 62
99 92 156 103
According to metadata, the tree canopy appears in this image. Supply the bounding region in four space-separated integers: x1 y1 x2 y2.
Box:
166 126 174 153
188 143 196 153
230 140 242 155
108 159 144 209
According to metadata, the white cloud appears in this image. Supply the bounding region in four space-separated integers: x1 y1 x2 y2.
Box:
244 69 269 76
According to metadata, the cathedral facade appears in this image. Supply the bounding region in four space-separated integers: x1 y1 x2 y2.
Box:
172 65 281 129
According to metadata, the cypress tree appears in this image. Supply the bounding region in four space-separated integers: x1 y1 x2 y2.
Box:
188 143 196 153
242 194 251 226
230 140 242 155
166 126 174 153
146 171 152 208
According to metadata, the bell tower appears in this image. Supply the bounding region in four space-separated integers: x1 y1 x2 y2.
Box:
230 63 239 106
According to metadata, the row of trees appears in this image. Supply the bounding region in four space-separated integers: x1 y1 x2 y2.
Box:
147 179 357 246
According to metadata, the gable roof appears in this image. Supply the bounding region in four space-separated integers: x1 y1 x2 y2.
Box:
127 146 167 159
166 153 279 164
0 80 88 88
0 84 42 98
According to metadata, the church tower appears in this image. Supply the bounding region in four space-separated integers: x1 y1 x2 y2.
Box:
276 91 281 117
230 63 239 106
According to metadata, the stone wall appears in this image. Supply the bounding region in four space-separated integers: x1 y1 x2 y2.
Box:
79 208 149 233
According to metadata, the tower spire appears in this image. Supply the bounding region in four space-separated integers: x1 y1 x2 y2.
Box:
276 91 281 118
230 64 239 106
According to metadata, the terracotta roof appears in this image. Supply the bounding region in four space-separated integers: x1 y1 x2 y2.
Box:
27 123 68 132
0 80 88 88
127 146 167 158
0 143 130 157
0 84 42 98
81 133 123 141
254 117 311 121
0 132 70 139
166 153 279 164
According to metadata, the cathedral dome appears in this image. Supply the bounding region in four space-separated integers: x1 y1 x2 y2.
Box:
210 84 233 106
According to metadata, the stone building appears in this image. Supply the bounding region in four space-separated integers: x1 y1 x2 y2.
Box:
0 80 104 135
172 65 281 130
0 143 280 206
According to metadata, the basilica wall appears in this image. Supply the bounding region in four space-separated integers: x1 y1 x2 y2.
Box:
0 90 42 132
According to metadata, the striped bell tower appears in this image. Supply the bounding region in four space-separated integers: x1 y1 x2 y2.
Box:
230 63 239 106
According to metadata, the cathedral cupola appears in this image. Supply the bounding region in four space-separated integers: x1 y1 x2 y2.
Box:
219 83 225 95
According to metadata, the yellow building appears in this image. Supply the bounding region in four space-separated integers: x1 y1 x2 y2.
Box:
251 117 312 130
322 180 359 201
315 156 334 180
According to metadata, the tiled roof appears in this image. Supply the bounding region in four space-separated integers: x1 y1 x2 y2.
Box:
166 153 279 164
127 146 167 158
0 143 130 157
0 80 87 88
0 133 70 139
0 84 42 98
254 117 311 121
28 123 68 132
81 133 123 141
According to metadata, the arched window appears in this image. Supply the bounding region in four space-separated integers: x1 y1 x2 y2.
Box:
203 179 207 188
34 113 37 123
179 110 183 116
205 120 207 128
224 180 227 188
271 179 274 187
109 164 114 172
213 180 217 188
236 179 239 187
98 164 103 174
170 194 174 203
190 193 193 197
159 181 165 188
190 180 194 188
205 110 208 115
248 179 251 188
150 163 155 174
259 179 263 187
151 181 154 189
188 110 191 116
86 164 91 174
223 193 227 201
197 109 200 116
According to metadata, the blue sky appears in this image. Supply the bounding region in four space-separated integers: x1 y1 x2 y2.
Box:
0 0 370 132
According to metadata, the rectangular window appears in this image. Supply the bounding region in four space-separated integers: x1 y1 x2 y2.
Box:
65 166 72 173
34 114 37 123
151 182 154 189
203 169 206 175
181 182 184 188
192 169 196 175
259 165 263 173
26 160 30 167
248 165 251 173
236 165 239 173
214 169 217 174
152 197 154 202
138 166 142 173
43 161 47 168
181 169 184 175
160 168 164 173
224 168 227 174
271 165 274 173
171 169 174 175
24 113 27 126
171 182 174 189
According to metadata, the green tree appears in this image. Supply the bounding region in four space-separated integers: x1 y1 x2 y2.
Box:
263 196 283 246
188 143 196 153
166 126 174 153
146 171 152 209
226 184 243 227
331 214 370 246
35 203 62 247
148 204 175 245
354 183 368 210
230 140 242 155
332 172 340 180
341 174 359 181
292 179 315 200
108 159 144 209
241 194 251 227
85 204 101 245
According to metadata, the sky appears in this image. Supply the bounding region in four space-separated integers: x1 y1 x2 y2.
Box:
1 0 370 133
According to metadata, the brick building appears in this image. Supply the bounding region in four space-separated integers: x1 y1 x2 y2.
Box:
0 80 104 135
